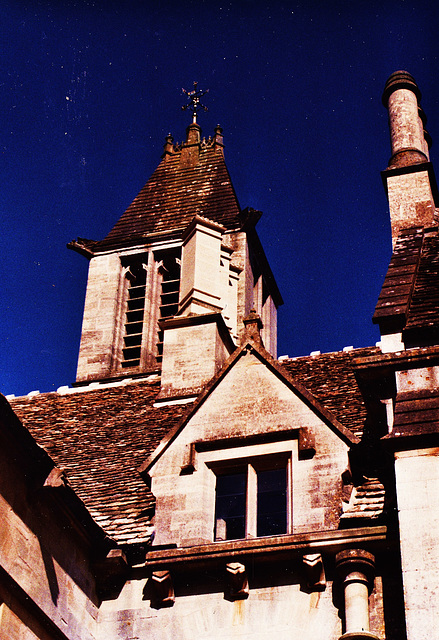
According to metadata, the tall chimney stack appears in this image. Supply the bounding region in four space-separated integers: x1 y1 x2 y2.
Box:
382 70 430 168
382 71 437 245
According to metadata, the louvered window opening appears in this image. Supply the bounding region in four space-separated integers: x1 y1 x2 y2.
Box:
156 257 180 363
122 264 147 368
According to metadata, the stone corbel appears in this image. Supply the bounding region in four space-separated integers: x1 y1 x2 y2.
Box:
180 442 196 475
93 549 129 600
151 570 175 608
302 553 326 591
298 428 316 460
225 562 249 600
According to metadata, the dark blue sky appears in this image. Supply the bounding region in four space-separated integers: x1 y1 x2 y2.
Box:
2 1 439 397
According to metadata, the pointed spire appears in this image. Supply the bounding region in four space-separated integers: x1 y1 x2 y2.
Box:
214 124 224 152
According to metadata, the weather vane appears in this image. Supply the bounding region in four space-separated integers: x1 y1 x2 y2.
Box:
182 82 209 124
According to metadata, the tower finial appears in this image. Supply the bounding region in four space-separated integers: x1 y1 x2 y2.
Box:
182 82 209 124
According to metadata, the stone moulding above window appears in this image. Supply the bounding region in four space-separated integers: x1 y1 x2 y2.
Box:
179 427 316 475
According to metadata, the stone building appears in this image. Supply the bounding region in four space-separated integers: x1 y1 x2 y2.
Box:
1 70 438 640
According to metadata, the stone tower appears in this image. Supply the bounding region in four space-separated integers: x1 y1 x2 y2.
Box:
69 117 282 396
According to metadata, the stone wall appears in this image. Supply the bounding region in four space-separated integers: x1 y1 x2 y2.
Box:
76 252 123 382
394 448 439 640
0 415 99 639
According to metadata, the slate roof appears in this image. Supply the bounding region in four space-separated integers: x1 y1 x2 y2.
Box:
8 347 376 545
390 389 439 437
340 478 386 522
10 378 193 546
373 226 439 341
92 135 242 252
280 347 380 439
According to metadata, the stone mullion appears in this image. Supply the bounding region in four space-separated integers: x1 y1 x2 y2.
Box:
112 264 130 373
246 464 257 538
138 253 152 370
142 254 161 369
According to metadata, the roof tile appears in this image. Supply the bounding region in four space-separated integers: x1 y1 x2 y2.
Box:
94 140 242 251
279 347 379 439
9 347 375 544
374 226 439 337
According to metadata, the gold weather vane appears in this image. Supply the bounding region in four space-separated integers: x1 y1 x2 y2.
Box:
182 82 209 124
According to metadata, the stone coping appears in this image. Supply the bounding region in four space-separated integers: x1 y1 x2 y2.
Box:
142 526 387 568
352 345 439 371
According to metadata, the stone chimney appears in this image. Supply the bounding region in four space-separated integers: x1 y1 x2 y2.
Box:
382 71 438 246
383 70 430 168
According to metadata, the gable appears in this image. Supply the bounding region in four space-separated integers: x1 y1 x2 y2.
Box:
148 348 353 547
162 350 349 460
147 345 359 476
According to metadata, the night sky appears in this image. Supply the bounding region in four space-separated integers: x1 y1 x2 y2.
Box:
2 1 439 397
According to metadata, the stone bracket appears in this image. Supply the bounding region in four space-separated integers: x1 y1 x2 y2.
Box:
93 549 129 600
150 570 175 608
225 562 249 600
298 428 316 459
302 553 326 591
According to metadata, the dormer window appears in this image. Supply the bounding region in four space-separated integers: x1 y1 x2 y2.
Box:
214 455 289 541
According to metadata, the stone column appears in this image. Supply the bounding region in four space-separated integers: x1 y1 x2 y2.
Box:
335 549 379 640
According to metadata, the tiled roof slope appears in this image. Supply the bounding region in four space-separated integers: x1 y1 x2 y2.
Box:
341 478 386 522
405 229 439 331
94 139 242 251
391 389 439 437
279 347 380 439
373 226 439 337
373 227 424 322
9 347 375 544
10 379 193 546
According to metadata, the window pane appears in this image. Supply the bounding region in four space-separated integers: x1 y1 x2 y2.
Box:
257 467 287 537
215 472 246 541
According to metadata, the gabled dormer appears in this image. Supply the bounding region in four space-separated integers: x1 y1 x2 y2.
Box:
69 108 282 386
141 333 372 548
